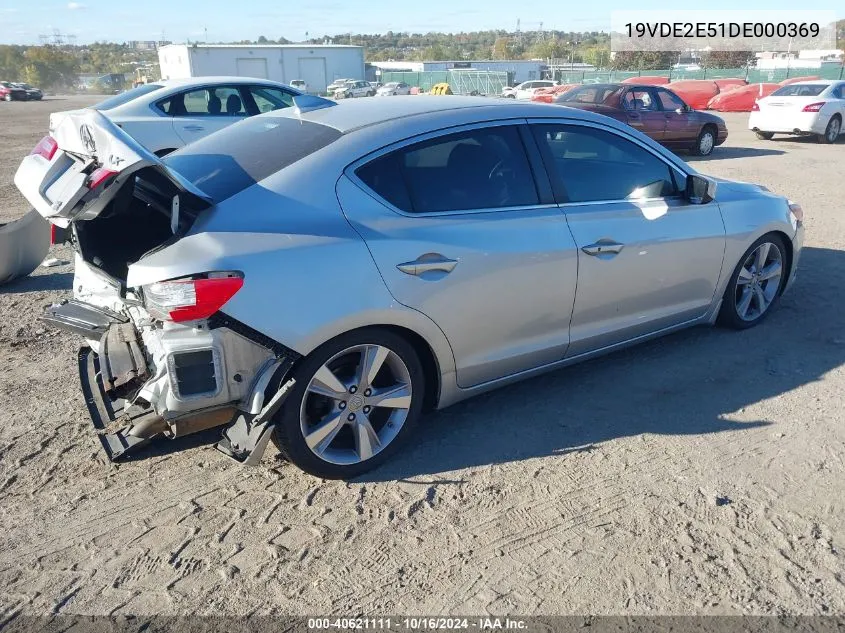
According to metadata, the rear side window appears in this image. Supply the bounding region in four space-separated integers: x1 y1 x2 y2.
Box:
94 83 164 110
356 126 540 214
771 84 827 97
163 117 342 203
532 124 681 203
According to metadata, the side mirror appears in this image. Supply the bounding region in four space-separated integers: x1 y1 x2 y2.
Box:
686 174 717 204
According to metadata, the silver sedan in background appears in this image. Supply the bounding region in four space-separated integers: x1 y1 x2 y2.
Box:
16 96 803 479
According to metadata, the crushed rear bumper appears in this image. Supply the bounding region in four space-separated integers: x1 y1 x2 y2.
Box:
78 346 162 460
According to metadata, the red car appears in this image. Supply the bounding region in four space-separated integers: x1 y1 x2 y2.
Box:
554 83 728 156
0 81 28 101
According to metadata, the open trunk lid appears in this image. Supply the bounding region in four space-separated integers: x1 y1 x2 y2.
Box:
14 108 211 228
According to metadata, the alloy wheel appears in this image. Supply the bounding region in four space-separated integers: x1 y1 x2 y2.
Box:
699 131 715 155
828 118 841 143
734 241 783 322
300 344 413 465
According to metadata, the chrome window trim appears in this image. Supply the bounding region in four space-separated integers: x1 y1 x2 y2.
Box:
526 116 692 209
345 118 559 218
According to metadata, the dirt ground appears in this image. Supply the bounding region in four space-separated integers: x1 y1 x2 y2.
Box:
0 96 844 618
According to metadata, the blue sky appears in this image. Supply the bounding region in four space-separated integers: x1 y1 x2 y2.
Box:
1 0 843 45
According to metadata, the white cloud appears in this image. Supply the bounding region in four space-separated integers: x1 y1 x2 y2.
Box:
67 2 87 9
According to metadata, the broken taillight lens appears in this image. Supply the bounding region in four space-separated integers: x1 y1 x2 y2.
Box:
31 136 58 161
143 273 244 323
87 167 118 189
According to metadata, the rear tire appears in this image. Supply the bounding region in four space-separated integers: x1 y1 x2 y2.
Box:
817 115 841 144
271 328 426 479
692 125 716 156
755 131 774 140
717 233 788 330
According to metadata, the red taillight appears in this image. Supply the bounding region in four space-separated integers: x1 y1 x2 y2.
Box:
751 102 760 111
143 274 244 323
87 167 118 190
31 135 58 161
802 102 825 113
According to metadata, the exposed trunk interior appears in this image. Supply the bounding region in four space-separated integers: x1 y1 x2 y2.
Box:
73 168 206 283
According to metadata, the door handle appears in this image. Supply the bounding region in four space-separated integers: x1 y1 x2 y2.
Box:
183 125 205 132
582 241 624 257
397 254 458 276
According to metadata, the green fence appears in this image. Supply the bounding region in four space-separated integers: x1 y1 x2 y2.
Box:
552 66 845 84
380 70 510 95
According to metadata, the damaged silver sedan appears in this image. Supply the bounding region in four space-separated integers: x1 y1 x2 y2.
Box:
16 96 803 479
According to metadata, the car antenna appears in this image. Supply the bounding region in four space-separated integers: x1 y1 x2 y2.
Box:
292 95 338 117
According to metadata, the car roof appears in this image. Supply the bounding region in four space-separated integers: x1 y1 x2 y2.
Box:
279 95 629 134
155 76 288 88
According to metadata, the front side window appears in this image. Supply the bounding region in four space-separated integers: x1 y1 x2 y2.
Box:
356 125 540 214
656 89 687 111
532 124 681 203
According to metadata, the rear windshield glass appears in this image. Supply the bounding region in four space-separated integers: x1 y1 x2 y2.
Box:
163 116 342 203
771 84 827 97
95 84 164 110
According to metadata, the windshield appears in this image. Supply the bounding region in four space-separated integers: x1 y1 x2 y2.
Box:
771 84 828 97
163 116 342 203
94 83 164 110
559 85 623 105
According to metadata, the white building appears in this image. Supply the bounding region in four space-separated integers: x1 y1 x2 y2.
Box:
755 49 844 70
367 59 550 84
158 44 365 93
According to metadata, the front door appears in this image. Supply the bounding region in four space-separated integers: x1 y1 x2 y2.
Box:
337 123 579 388
530 121 725 356
655 87 698 144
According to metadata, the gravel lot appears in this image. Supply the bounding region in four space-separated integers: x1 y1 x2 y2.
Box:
1 96 844 618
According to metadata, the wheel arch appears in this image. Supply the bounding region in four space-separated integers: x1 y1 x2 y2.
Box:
288 321 448 413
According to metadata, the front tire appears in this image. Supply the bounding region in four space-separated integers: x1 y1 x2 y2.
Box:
271 328 425 479
717 233 788 330
692 126 716 156
755 131 774 140
817 115 841 144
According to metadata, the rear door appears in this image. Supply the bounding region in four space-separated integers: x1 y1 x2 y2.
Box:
338 122 579 388
14 109 210 227
621 88 666 141
161 85 249 146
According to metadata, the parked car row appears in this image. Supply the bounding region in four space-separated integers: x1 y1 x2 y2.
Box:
1 81 43 101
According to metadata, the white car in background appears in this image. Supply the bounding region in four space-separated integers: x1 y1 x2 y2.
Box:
749 80 845 144
502 80 557 100
48 77 302 155
333 80 375 99
326 78 354 93
376 81 411 96
289 79 307 92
